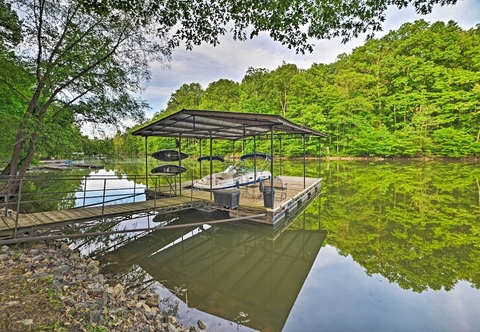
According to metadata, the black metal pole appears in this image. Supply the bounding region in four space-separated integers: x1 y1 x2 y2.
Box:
303 134 306 189
178 135 182 195
145 136 148 191
253 136 257 182
279 137 283 176
209 132 213 200
199 138 202 178
318 138 322 179
270 126 274 189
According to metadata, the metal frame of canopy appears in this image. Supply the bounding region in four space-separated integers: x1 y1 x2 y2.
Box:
132 109 328 198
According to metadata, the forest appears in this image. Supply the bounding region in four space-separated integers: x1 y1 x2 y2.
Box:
115 20 480 159
1 18 479 163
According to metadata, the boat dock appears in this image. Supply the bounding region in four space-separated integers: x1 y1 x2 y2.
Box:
0 197 204 237
148 176 322 225
1 175 321 240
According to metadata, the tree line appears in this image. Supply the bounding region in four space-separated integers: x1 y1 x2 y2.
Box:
115 20 480 159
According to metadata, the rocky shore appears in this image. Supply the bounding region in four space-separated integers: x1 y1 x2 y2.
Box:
0 240 206 332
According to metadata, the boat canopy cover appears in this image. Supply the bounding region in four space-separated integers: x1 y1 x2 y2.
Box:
132 109 328 140
240 153 272 161
197 156 225 162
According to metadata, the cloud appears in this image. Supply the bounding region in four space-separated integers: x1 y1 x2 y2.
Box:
143 0 480 117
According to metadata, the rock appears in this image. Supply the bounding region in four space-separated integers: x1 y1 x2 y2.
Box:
168 316 177 324
189 326 198 332
145 311 157 320
0 254 8 261
167 323 179 332
145 294 160 307
75 302 92 309
88 259 100 267
1 245 9 252
114 283 124 297
197 320 206 330
143 303 152 312
60 243 70 251
16 319 33 326
6 300 21 306
90 309 104 325
53 264 71 275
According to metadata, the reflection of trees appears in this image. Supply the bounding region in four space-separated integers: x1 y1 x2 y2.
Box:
321 161 480 292
18 169 91 213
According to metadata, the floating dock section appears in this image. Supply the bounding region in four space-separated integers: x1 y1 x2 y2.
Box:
149 175 322 226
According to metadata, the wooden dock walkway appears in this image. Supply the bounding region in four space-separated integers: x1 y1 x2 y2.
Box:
0 176 322 238
0 196 204 236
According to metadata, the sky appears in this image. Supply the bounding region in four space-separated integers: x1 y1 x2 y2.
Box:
141 0 480 119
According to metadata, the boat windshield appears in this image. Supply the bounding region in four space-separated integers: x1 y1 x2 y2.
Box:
234 154 271 174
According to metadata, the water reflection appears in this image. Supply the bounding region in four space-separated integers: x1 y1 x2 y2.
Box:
25 159 480 330
99 208 326 332
321 161 480 293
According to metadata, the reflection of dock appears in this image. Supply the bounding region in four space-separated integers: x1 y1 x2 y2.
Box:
100 215 327 332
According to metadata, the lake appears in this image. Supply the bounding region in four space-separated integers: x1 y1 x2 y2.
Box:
34 159 480 331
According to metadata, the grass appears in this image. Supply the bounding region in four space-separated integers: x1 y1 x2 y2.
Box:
0 263 66 331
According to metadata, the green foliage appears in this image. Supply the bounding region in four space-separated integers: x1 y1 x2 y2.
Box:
123 20 480 159
77 0 459 54
0 0 22 47
0 0 171 178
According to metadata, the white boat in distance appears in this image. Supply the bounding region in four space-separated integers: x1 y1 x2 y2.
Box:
193 153 272 190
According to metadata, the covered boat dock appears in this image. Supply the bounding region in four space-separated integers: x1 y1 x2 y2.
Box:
132 109 328 225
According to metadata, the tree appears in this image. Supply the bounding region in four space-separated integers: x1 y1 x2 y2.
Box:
77 0 459 54
0 0 21 47
1 0 170 192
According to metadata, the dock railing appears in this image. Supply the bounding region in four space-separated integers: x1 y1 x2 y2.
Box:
0 173 164 219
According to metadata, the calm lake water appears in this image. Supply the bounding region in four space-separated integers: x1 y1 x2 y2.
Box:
43 159 480 331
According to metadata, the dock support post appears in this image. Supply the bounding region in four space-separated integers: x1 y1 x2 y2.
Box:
209 132 213 201
133 175 136 203
178 135 182 196
145 137 148 191
303 134 306 189
14 178 23 239
199 139 203 178
83 176 87 207
270 125 274 191
318 138 322 179
253 136 257 181
280 137 283 176
101 179 106 220
5 177 10 219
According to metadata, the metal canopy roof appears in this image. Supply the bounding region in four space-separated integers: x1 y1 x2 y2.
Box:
132 109 328 140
